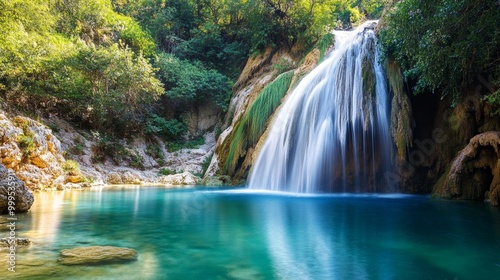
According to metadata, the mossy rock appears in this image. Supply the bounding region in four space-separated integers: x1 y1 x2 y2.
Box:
58 246 138 265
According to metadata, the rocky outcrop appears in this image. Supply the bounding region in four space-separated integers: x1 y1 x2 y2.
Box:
202 175 231 186
433 131 500 205
58 246 138 265
186 103 221 135
388 60 414 160
206 46 321 181
0 163 34 213
158 171 201 186
0 113 65 190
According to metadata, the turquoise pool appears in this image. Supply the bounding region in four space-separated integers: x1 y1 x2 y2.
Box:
1 186 500 279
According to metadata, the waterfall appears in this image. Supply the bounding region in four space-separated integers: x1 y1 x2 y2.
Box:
248 21 395 193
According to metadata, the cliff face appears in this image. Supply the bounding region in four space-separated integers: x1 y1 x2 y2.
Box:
205 47 321 183
0 113 65 191
387 60 500 200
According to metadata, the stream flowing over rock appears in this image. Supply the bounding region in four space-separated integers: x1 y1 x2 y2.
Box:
0 163 34 213
433 131 500 205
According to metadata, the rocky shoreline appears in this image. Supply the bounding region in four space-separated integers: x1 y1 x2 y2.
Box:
0 109 233 213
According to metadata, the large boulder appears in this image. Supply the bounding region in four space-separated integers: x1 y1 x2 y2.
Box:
158 171 201 186
58 246 138 265
0 163 34 213
433 131 500 205
0 113 65 190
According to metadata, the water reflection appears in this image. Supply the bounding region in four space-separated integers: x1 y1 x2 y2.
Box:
5 188 500 279
24 191 65 244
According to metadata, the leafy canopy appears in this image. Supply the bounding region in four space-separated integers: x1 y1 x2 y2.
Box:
379 0 500 103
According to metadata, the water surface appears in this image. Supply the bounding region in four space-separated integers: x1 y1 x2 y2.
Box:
1 187 500 279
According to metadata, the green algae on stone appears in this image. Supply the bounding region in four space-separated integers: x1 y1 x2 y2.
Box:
58 246 138 265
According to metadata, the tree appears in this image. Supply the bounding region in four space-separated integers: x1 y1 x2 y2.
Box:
379 0 500 103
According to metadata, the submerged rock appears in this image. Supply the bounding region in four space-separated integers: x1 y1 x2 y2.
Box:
0 237 32 247
0 163 34 213
433 131 500 205
58 246 138 265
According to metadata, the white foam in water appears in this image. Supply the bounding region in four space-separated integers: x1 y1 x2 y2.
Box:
207 188 419 199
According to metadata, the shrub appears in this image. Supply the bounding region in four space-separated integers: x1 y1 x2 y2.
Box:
155 53 232 111
17 132 35 160
146 142 165 166
62 160 81 175
202 152 213 177
129 152 144 169
272 58 295 75
159 168 175 176
145 114 187 141
45 44 164 135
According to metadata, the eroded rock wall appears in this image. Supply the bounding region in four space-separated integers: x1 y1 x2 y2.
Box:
0 113 64 190
206 47 321 183
433 131 500 205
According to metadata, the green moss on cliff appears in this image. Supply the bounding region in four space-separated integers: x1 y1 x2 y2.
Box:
387 59 413 159
224 71 294 175
317 33 335 62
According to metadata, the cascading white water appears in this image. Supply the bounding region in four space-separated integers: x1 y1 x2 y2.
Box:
249 21 395 193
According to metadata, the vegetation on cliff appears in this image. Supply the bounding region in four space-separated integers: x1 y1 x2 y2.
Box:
379 0 500 106
379 0 500 197
224 71 294 175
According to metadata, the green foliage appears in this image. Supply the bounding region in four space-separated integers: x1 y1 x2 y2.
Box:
165 141 184 152
165 136 205 152
317 33 335 62
146 142 165 165
186 136 205 149
145 113 187 141
62 160 81 175
174 23 249 78
91 131 129 163
224 70 294 174
483 90 500 116
91 132 117 163
47 122 60 133
379 0 500 102
68 137 85 155
155 53 231 110
129 152 144 169
17 131 35 160
159 168 175 176
202 152 213 177
0 0 162 137
272 58 295 75
54 0 156 56
45 44 163 134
